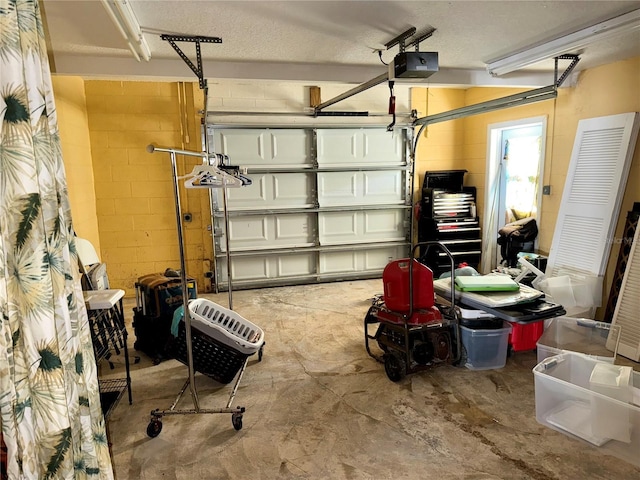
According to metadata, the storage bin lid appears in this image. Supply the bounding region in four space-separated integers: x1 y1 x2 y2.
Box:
537 317 620 360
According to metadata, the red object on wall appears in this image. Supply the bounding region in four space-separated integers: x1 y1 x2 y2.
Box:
383 259 435 312
509 320 545 352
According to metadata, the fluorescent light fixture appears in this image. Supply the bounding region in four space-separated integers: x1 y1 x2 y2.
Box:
486 8 640 76
101 0 151 62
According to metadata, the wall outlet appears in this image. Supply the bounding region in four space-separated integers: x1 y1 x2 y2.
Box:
543 185 551 195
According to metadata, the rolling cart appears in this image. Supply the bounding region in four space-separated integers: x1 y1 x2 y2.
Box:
365 241 462 381
147 298 264 436
146 144 263 437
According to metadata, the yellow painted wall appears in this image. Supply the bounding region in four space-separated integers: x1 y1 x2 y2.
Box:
411 88 466 188
51 76 101 251
84 80 207 296
459 87 554 245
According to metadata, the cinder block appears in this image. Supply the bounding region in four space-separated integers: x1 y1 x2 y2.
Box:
108 130 151 149
132 213 176 231
91 147 129 165
99 214 134 232
95 198 116 216
138 96 179 115
94 181 132 199
114 197 150 215
111 164 150 182
221 97 257 108
137 243 178 263
124 114 162 132
102 246 138 263
130 181 173 199
85 81 124 97
88 113 126 131
123 82 161 97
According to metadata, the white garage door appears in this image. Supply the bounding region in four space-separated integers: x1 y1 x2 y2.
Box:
208 126 412 290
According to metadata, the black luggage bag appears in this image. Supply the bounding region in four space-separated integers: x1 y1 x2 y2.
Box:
133 272 197 364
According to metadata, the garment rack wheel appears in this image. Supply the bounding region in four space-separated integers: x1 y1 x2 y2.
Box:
146 415 162 438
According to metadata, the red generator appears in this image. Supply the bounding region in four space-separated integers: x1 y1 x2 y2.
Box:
379 259 441 325
365 244 462 382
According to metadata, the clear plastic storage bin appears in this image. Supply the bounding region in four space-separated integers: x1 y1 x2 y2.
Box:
536 317 620 364
459 322 511 370
533 352 640 467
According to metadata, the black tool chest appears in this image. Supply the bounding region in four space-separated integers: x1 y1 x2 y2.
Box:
417 170 482 276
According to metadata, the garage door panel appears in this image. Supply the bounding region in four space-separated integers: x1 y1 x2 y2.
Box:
364 246 407 269
222 213 314 251
273 173 313 203
319 210 405 245
226 172 313 209
320 251 357 273
277 255 315 276
226 175 268 207
209 126 410 289
362 130 405 164
227 217 268 243
319 212 358 244
317 129 405 166
319 246 406 274
363 171 403 202
318 172 357 206
275 215 311 240
225 256 269 281
270 130 312 165
317 130 362 164
215 129 268 163
364 210 405 236
217 253 315 282
214 129 311 167
318 171 403 206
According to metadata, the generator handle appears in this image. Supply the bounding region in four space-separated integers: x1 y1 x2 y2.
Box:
409 241 456 317
407 241 461 364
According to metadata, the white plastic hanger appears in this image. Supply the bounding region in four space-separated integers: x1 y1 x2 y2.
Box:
182 164 243 189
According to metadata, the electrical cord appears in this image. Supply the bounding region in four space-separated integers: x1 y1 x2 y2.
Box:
386 81 396 131
378 50 388 66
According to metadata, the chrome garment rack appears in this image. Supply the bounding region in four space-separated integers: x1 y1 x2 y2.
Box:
145 145 248 436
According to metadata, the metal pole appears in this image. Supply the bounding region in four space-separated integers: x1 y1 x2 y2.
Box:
147 144 208 158
169 151 200 411
222 187 233 310
412 85 557 127
315 73 389 112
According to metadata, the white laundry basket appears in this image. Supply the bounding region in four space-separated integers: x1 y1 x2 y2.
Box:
172 299 264 383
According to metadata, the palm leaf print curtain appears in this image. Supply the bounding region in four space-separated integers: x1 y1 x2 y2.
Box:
0 0 113 478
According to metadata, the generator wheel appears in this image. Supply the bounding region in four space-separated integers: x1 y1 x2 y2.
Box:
383 352 406 382
454 343 468 368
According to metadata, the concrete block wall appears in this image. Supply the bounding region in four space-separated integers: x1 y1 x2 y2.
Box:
51 76 101 251
84 80 205 296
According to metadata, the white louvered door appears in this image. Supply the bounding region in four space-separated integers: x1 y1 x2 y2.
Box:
607 225 640 361
546 113 640 281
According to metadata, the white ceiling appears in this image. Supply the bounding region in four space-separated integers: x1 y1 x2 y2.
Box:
43 1 640 87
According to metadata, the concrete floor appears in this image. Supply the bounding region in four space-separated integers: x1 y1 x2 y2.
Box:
100 279 640 480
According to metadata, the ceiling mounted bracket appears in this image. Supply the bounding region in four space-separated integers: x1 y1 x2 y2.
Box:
406 27 437 51
385 27 417 54
554 54 580 88
160 34 222 89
